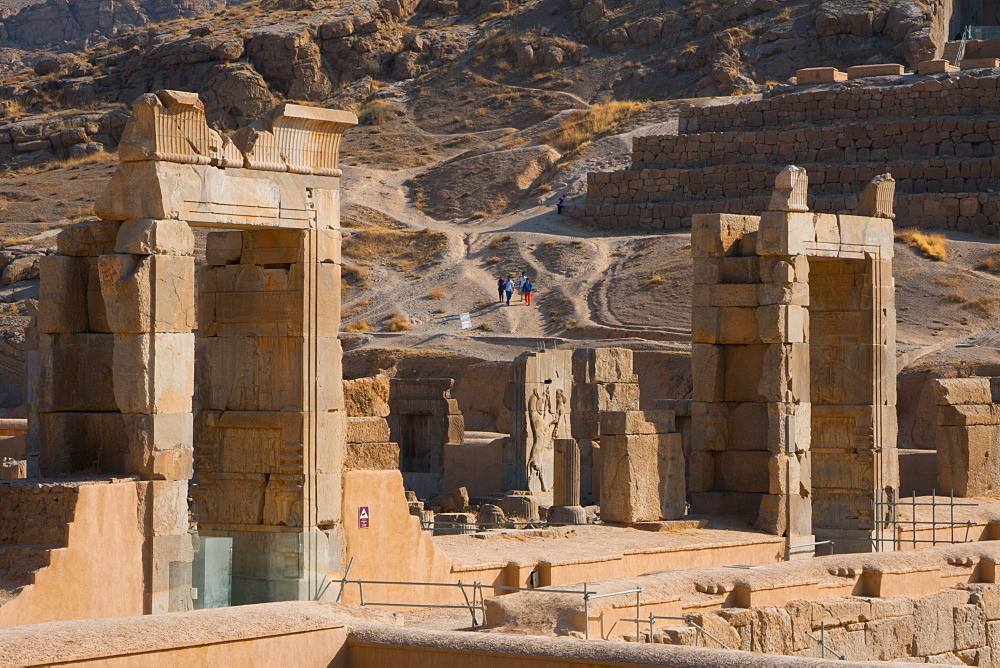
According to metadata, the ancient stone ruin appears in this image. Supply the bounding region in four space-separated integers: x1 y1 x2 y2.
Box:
690 166 899 556
8 80 1000 667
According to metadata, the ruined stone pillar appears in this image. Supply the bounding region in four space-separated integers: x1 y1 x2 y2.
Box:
502 349 572 505
599 410 684 524
36 221 123 477
195 225 345 605
549 438 586 525
99 218 197 614
570 348 639 506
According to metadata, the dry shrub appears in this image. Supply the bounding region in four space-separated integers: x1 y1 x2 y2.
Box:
485 256 500 265
341 263 371 288
897 229 947 261
962 296 1000 319
344 320 372 333
342 299 371 318
945 292 967 304
476 322 493 331
642 274 667 289
475 299 493 310
427 288 445 300
343 227 447 270
540 101 648 156
384 313 411 332
488 234 512 250
975 249 1000 275
359 101 401 126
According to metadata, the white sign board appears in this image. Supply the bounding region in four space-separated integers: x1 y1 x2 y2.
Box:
459 313 472 329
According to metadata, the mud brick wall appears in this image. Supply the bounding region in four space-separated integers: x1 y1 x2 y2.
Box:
573 73 1000 235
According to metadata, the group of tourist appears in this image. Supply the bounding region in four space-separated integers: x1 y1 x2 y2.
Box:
497 273 533 305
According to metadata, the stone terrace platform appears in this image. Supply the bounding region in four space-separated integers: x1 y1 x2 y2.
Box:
433 518 785 591
570 71 1000 236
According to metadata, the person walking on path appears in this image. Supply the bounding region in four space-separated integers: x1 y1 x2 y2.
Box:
517 272 528 301
557 195 568 215
497 275 507 304
504 277 514 305
522 278 533 305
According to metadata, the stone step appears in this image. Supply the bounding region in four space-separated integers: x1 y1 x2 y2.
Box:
943 41 963 65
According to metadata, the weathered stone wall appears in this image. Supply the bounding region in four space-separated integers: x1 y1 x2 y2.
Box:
679 75 996 133
934 377 1000 497
575 73 1000 235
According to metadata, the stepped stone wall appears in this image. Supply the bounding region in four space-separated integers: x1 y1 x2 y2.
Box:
572 73 1000 235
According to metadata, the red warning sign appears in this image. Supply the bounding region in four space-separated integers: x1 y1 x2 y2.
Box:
358 506 370 529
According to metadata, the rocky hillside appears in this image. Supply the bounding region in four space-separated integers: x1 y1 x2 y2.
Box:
0 0 955 119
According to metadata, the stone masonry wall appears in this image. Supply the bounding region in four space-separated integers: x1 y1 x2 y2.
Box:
574 73 1000 235
658 584 1000 665
679 74 998 134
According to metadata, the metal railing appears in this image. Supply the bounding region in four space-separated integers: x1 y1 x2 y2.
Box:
873 490 979 551
419 519 591 531
328 559 641 639
805 621 846 660
620 614 731 648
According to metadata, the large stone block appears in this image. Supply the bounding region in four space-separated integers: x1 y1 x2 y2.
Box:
38 411 127 475
691 344 724 402
571 348 634 384
37 333 116 412
933 377 993 406
99 254 196 334
205 231 243 266
346 416 390 444
757 211 814 256
124 412 194 479
56 220 120 257
113 333 195 414
691 214 760 258
38 255 88 333
116 219 195 256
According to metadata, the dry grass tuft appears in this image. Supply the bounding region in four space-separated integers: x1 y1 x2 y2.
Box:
343 227 447 271
476 322 493 331
897 229 948 262
342 299 371 319
384 313 411 332
427 288 445 300
344 320 372 333
475 299 493 310
945 292 967 304
341 263 371 288
484 256 500 265
358 101 401 126
642 273 667 289
488 234 512 250
975 249 1000 275
540 101 648 156
962 296 1000 319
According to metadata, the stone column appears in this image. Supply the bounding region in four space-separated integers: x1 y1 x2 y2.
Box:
599 410 684 524
571 348 640 506
549 438 586 525
99 218 196 614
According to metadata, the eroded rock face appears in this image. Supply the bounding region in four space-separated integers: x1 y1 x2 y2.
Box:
812 0 938 64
